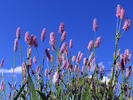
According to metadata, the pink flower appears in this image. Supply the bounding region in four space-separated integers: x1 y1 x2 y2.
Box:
117 49 120 57
22 62 26 77
29 58 32 67
0 58 4 67
69 39 72 49
91 81 94 90
123 18 130 31
33 56 36 64
60 42 67 54
14 39 18 52
88 40 93 50
41 28 46 41
61 60 67 69
124 49 129 55
45 69 48 77
120 8 124 20
92 58 95 66
83 58 87 66
33 36 38 47
28 48 32 56
49 32 56 46
93 18 97 32
82 66 84 72
116 4 121 18
61 31 66 41
52 71 59 85
76 51 81 64
89 52 93 62
93 65 96 71
45 49 51 61
95 37 101 48
16 27 20 40
23 77 26 84
62 54 65 61
79 53 83 61
72 56 76 63
74 65 77 72
25 32 30 42
117 62 122 70
0 80 4 91
126 66 132 79
59 23 64 34
28 35 34 47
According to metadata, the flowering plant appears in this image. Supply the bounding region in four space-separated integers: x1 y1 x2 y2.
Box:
0 4 132 100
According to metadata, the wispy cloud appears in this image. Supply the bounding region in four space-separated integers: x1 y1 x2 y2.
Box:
0 66 22 74
98 62 104 67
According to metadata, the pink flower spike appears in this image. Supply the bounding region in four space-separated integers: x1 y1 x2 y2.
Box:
28 35 34 47
0 80 4 91
61 31 66 41
45 49 51 61
16 27 20 40
33 36 38 47
72 56 76 63
33 56 36 64
79 53 83 61
14 39 18 52
29 58 32 67
74 65 77 72
41 28 46 41
25 32 30 42
49 32 56 46
117 49 120 57
117 62 122 70
116 4 121 18
93 18 97 32
60 42 67 54
123 18 130 31
83 58 87 66
88 40 93 50
0 58 4 67
82 66 84 72
92 58 95 66
52 71 59 85
95 37 101 48
69 39 72 49
120 8 125 20
59 23 64 34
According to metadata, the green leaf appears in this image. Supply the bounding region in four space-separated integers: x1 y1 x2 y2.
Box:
35 89 47 100
14 80 28 100
28 74 38 100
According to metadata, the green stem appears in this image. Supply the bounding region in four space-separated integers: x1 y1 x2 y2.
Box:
10 52 16 99
19 40 23 84
42 41 45 81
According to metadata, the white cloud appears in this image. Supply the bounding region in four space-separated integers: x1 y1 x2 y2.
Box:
98 62 103 67
0 66 22 74
101 76 110 84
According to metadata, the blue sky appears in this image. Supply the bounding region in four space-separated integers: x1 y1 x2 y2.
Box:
0 0 133 97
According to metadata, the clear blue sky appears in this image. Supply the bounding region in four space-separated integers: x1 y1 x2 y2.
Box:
0 0 132 96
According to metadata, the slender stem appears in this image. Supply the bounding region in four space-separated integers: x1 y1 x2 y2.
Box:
118 20 122 33
10 52 16 99
116 18 119 34
42 41 45 80
2 73 6 100
36 48 41 68
19 40 23 84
